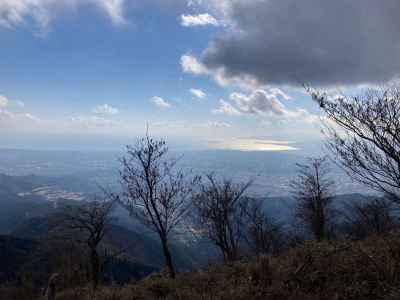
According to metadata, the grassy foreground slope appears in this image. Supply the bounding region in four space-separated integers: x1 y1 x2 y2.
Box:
51 233 400 300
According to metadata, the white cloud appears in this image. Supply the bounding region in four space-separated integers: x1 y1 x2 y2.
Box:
230 89 286 115
12 100 25 108
213 89 291 117
0 95 9 107
181 55 209 75
21 112 40 122
187 0 233 23
71 103 120 129
151 121 185 129
151 120 231 130
0 95 25 108
212 99 241 116
70 115 118 129
212 88 320 125
284 108 322 124
180 54 261 91
269 88 291 101
151 96 171 108
0 0 127 34
0 94 41 131
0 109 40 122
190 88 206 99
93 103 119 115
181 13 219 27
95 0 126 26
0 108 41 131
203 121 231 128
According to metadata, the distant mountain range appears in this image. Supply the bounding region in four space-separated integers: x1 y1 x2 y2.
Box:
0 148 376 286
0 172 216 285
0 171 373 234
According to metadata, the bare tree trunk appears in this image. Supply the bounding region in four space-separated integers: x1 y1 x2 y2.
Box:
290 157 335 241
119 133 197 281
226 249 238 263
44 273 59 300
90 247 100 290
161 237 175 279
314 202 326 241
314 219 325 241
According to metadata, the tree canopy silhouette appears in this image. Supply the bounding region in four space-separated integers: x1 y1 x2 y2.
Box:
311 86 400 202
290 157 335 241
119 133 197 278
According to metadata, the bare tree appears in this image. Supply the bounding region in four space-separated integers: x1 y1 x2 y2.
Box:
192 174 252 262
290 157 335 241
43 273 59 300
119 134 197 278
244 199 284 256
56 199 115 290
342 197 397 239
310 86 400 202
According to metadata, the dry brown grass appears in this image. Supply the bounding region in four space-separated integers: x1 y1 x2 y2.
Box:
5 233 400 300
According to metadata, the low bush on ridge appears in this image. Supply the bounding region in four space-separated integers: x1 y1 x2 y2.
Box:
13 232 400 300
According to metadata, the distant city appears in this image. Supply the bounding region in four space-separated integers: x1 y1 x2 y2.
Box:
0 148 367 198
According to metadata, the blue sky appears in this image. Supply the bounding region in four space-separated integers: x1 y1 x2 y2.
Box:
1 0 394 151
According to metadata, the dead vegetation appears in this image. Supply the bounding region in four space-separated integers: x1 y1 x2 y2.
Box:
7 232 400 300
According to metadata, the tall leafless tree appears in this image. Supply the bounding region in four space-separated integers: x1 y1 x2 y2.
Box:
342 197 397 239
56 199 115 290
290 157 335 241
310 86 400 202
192 174 252 262
244 199 284 256
119 133 197 278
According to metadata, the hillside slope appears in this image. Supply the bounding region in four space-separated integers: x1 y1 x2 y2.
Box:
56 233 400 300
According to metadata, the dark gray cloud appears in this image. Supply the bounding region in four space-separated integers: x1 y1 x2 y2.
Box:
202 0 400 86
